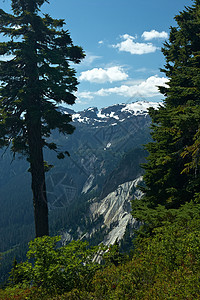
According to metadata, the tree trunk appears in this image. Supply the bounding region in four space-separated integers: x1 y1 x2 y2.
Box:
27 116 49 237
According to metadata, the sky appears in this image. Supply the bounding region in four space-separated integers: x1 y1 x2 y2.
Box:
1 0 193 111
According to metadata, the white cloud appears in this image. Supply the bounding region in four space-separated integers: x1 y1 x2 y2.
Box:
125 79 144 86
80 53 102 66
121 33 135 40
142 30 168 41
77 91 94 99
78 76 168 100
79 66 128 83
113 34 157 55
96 75 168 97
135 67 149 73
98 40 104 45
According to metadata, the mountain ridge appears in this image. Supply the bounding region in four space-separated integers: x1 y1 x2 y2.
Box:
59 100 162 126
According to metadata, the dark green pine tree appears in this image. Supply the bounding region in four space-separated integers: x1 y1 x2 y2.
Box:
132 0 200 224
0 0 84 237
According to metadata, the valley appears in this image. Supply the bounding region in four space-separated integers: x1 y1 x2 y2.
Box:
0 100 160 283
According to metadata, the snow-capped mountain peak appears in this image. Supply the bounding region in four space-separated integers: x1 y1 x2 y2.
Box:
121 101 161 115
60 101 162 126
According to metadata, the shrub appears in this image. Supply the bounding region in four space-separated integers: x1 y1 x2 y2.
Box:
9 236 103 295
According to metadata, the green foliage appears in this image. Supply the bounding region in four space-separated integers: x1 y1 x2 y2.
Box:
90 218 200 299
103 243 125 267
0 219 200 298
8 236 103 295
132 0 200 227
132 200 200 237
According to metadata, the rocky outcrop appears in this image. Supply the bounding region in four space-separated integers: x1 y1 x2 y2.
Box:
88 176 143 245
62 176 143 246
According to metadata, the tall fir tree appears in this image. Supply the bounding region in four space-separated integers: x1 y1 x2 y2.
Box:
0 0 84 237
132 0 200 224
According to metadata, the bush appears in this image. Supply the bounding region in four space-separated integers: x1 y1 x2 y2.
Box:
91 218 200 299
9 236 103 295
2 217 200 298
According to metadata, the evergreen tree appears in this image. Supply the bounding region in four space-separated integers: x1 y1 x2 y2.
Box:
132 0 200 224
0 0 84 237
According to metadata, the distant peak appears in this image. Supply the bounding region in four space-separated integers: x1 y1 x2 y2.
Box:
86 107 98 112
121 101 161 115
60 100 163 125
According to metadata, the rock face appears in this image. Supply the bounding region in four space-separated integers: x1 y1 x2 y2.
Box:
62 176 143 246
88 176 143 245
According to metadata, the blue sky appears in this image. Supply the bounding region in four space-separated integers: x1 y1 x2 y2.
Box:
1 0 193 111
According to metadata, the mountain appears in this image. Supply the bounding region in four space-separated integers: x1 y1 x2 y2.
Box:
0 100 161 283
53 100 161 197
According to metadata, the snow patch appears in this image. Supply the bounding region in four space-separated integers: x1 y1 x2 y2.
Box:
110 112 120 120
104 142 111 150
70 101 162 124
121 101 161 115
97 110 108 119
